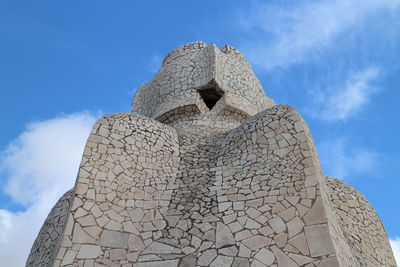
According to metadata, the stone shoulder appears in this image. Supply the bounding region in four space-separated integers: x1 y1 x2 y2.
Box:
89 112 178 145
26 189 74 267
325 176 396 266
52 112 181 266
223 104 304 146
94 112 176 131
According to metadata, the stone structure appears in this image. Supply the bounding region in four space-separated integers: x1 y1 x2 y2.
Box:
27 41 396 267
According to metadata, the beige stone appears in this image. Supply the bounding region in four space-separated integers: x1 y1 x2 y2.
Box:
76 245 103 259
304 224 335 257
242 235 272 250
27 42 396 267
254 248 275 265
99 230 128 248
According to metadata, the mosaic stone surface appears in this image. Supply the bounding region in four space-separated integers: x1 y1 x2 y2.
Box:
27 42 396 267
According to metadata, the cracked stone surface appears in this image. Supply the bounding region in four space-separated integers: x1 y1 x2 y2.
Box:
26 41 396 267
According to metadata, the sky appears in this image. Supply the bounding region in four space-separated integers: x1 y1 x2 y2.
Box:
0 0 399 266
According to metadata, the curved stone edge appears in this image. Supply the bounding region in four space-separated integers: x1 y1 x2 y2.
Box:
51 112 180 266
215 104 358 266
288 108 361 267
289 106 360 267
26 189 74 267
131 41 274 121
326 176 397 266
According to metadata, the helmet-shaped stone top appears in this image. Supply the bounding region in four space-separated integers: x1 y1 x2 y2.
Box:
132 41 274 127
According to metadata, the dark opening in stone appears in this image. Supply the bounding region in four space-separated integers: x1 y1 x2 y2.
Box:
198 86 224 110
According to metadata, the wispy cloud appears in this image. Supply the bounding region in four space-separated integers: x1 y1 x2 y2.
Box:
317 137 378 179
306 66 380 121
145 54 162 73
0 112 97 267
390 237 400 266
237 0 400 70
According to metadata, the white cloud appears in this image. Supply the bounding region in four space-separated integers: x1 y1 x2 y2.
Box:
307 66 380 121
390 237 400 266
318 137 378 179
0 112 97 267
238 0 399 70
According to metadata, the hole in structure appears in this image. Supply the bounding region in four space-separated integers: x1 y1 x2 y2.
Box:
198 86 224 110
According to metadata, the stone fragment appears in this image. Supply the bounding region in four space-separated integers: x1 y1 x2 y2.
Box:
219 245 238 256
76 245 103 259
271 245 298 267
198 249 217 266
72 223 95 244
303 197 326 225
286 217 305 238
132 259 179 267
110 248 127 261
304 224 335 257
288 233 309 255
254 248 275 265
318 257 339 267
216 222 235 248
274 232 288 248
60 250 77 265
99 230 128 248
232 258 250 267
128 234 145 251
288 253 313 266
238 243 251 258
142 241 174 254
268 217 286 233
210 255 234 267
242 235 272 250
180 253 196 267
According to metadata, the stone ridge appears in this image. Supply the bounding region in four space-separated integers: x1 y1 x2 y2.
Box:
326 177 396 266
26 42 396 267
26 189 73 266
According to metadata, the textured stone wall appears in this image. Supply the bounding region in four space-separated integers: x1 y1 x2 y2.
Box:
213 105 346 267
132 41 274 123
26 189 73 266
27 42 396 267
326 177 396 266
52 113 180 266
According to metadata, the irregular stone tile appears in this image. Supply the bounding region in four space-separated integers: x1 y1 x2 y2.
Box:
76 245 103 259
142 241 174 254
304 224 335 257
303 197 326 225
99 230 128 248
268 217 286 233
180 253 196 267
198 249 217 266
286 217 304 238
273 232 288 248
110 248 127 261
242 235 272 250
238 244 251 258
216 222 235 248
132 259 179 267
210 255 234 267
219 246 238 256
232 258 250 267
254 248 275 265
288 233 309 255
271 245 298 267
318 257 339 267
288 253 313 265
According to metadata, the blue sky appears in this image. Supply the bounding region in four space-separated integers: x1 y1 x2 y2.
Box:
0 0 399 265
